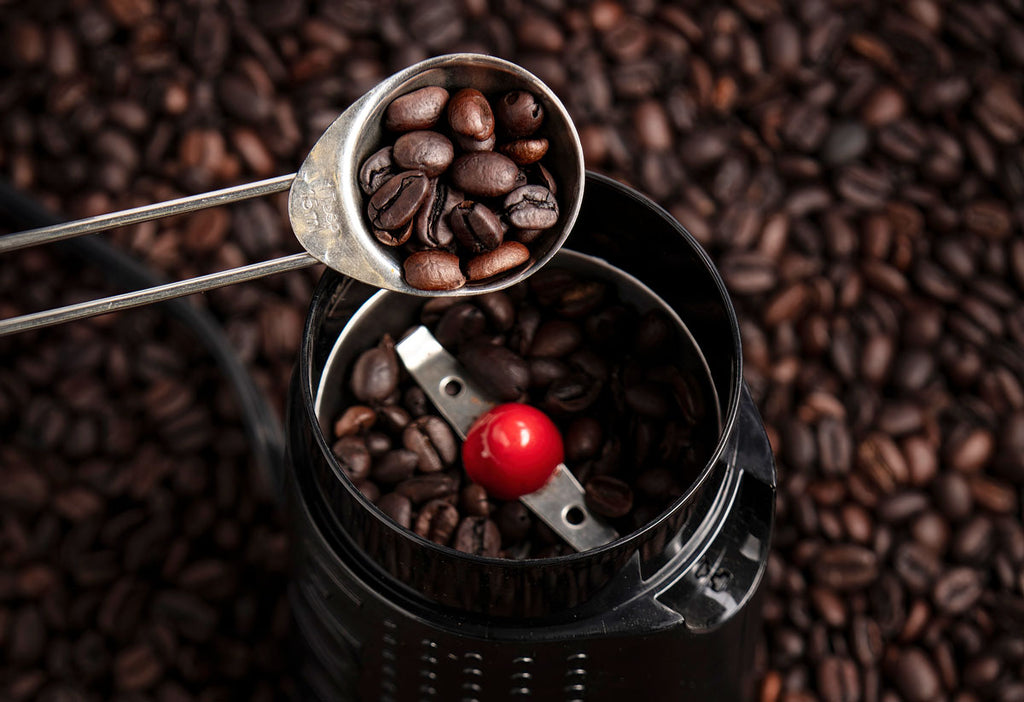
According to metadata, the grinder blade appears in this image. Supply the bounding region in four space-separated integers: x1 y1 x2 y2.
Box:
395 325 619 552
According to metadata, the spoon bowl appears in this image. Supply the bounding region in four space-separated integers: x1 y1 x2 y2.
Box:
288 53 586 296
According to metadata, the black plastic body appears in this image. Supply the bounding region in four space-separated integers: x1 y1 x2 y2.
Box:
285 174 776 701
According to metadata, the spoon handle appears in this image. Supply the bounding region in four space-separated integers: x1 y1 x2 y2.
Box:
0 251 319 337
0 174 296 254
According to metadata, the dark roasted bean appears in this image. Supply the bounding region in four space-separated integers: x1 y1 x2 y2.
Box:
376 492 413 529
402 416 457 473
452 516 501 557
504 185 559 230
403 250 466 291
392 130 454 177
466 241 530 281
447 88 494 141
450 201 504 253
495 90 544 137
450 152 521 198
367 170 430 231
385 86 449 131
584 476 633 518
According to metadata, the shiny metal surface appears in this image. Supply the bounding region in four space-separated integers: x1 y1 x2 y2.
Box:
394 325 618 551
0 174 295 254
0 253 318 336
0 53 584 335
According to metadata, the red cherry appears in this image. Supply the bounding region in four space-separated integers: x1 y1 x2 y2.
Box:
462 403 564 500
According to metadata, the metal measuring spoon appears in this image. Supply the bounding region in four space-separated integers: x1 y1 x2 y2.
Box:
0 54 585 336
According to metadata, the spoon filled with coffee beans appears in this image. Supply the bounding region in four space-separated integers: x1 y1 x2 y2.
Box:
0 53 585 336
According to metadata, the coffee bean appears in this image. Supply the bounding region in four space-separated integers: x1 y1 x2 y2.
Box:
450 201 504 253
893 648 941 702
376 493 412 529
358 146 395 195
447 88 494 141
434 303 486 349
452 516 501 557
332 435 371 481
367 170 430 231
392 130 454 177
817 656 860 702
413 179 460 249
495 90 544 137
395 474 457 504
333 405 376 437
459 342 529 402
450 152 521 198
498 138 549 165
402 416 457 473
350 335 399 403
385 86 449 131
466 241 530 281
403 250 466 291
504 185 559 230
584 476 633 518
460 484 490 517
933 567 983 614
474 292 515 332
413 499 459 545
371 449 419 485
813 545 878 591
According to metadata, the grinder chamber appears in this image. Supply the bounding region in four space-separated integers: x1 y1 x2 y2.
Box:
285 173 776 701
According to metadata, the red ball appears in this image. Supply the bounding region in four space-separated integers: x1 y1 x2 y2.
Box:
462 403 564 500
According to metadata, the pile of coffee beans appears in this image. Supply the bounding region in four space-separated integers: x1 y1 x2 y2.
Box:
360 85 561 290
3 0 1024 699
332 267 715 557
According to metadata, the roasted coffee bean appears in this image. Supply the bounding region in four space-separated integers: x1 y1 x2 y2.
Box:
450 152 521 198
584 476 633 518
447 88 494 141
452 516 501 557
373 220 412 247
332 436 371 481
459 342 529 402
367 170 430 231
414 499 459 545
350 335 399 403
395 474 458 504
333 405 376 437
498 138 549 165
403 250 466 291
359 146 395 195
385 86 449 131
528 357 569 387
565 417 603 463
466 241 530 281
460 484 490 517
475 292 516 331
495 501 532 544
813 545 879 591
933 567 983 614
376 492 412 529
413 179 460 249
392 130 454 177
434 303 487 350
504 185 559 230
371 449 419 485
376 404 411 433
528 319 582 358
402 416 457 473
450 201 504 253
495 90 544 137
893 648 941 702
543 371 603 414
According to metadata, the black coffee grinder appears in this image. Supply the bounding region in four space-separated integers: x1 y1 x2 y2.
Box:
286 173 776 701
